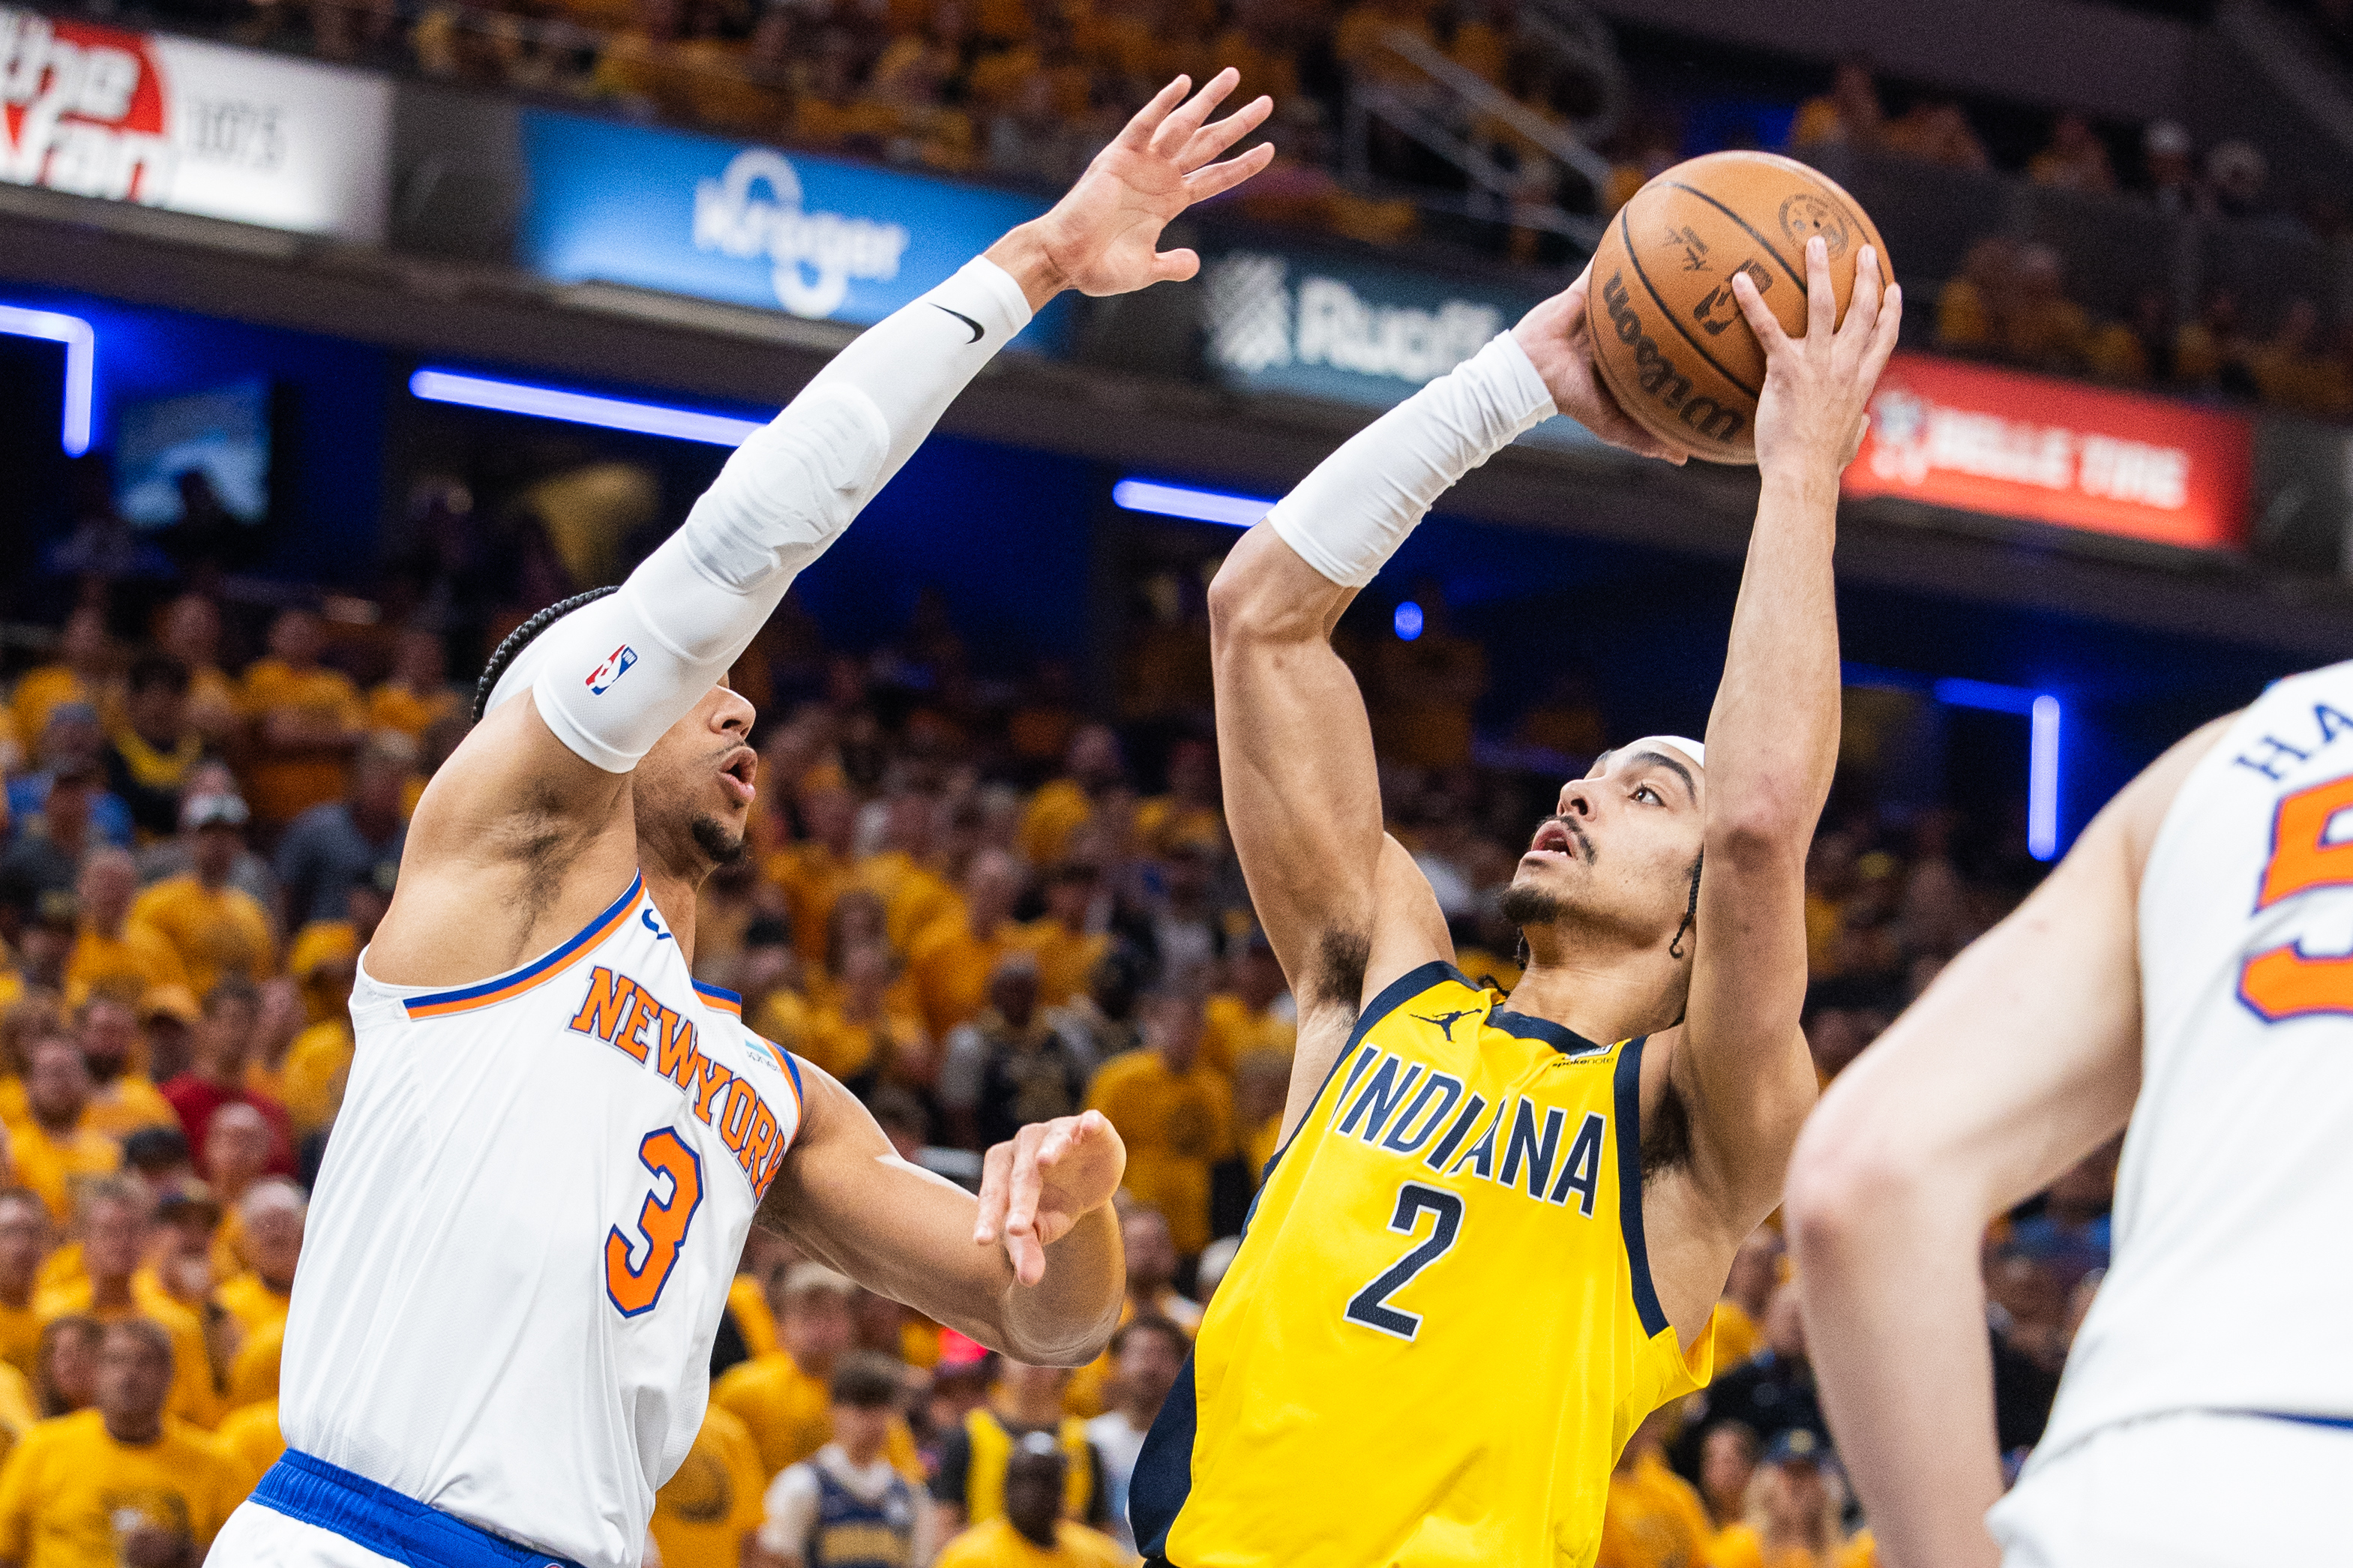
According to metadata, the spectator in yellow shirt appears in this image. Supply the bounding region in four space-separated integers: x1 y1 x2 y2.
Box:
907 852 1028 1040
1084 992 1233 1258
127 796 274 998
1019 727 1125 867
213 1181 301 1342
1013 865 1108 1010
153 596 238 751
10 1037 121 1226
8 609 113 760
801 943 933 1101
1788 59 1882 151
1598 1409 1714 1568
238 609 364 827
931 1439 1127 1568
859 790 964 955
0 1318 246 1567
1705 1430 1870 1568
0 1194 48 1384
74 997 178 1145
1200 932 1294 1077
1698 1423 1760 1533
365 628 460 742
31 1317 98 1420
33 1180 217 1430
768 781 862 969
213 1394 283 1490
651 1402 769 1568
61 851 186 1009
1131 737 1221 857
712 1265 921 1482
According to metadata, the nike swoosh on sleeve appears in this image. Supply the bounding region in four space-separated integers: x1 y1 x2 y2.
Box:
930 303 985 343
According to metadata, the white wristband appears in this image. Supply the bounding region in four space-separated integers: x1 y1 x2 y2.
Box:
1267 331 1556 589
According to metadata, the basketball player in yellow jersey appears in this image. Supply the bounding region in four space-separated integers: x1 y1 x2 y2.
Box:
1128 235 1902 1568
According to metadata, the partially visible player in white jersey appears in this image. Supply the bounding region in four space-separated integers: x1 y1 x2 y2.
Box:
210 72 1273 1568
1786 661 2353 1566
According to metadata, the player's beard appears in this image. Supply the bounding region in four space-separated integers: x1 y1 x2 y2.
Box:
1498 882 1567 928
691 814 748 866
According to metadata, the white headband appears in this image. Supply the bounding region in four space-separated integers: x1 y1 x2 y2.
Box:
1630 735 1705 771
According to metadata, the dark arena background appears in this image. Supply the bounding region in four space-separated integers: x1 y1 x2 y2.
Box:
0 0 2346 1560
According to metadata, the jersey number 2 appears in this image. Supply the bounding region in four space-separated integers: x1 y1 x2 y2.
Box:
607 1128 705 1318
2241 774 2353 1021
1344 1182 1463 1341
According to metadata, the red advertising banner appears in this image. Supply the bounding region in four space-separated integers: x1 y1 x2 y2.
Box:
1843 352 2253 551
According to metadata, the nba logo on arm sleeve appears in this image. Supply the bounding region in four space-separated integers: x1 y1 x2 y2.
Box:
587 645 638 695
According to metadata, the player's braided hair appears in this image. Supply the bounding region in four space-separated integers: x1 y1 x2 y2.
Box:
471 585 622 724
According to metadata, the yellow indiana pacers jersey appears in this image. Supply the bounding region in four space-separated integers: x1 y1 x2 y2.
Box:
1129 961 1713 1568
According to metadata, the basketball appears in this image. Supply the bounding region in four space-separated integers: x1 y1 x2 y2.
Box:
1587 151 1892 464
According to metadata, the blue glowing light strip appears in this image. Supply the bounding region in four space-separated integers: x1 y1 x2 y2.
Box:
1111 478 1278 528
2028 695 2062 863
0 305 94 456
408 369 767 447
1934 676 2064 862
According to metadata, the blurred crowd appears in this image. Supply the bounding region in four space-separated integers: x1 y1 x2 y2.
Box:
1933 235 2353 415
0 520 2100 1567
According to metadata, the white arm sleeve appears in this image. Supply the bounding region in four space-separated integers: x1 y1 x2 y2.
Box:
500 256 1034 771
1266 331 1556 589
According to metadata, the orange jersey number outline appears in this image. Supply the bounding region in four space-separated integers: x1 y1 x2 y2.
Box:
2240 774 2353 1021
607 1127 706 1317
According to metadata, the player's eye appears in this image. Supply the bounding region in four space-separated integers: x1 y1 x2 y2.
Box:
1634 785 1659 805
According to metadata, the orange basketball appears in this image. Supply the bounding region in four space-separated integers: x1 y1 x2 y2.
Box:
1587 151 1891 464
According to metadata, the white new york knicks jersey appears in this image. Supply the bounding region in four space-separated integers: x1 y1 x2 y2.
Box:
2030 661 2353 1467
281 872 804 1568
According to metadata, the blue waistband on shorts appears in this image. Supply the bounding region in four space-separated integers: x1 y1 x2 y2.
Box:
2253 1411 2353 1433
252 1449 588 1568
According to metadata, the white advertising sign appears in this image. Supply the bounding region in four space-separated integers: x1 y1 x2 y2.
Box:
0 7 389 241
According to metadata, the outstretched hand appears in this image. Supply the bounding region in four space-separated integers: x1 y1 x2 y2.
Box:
1514 268 1689 464
973 1109 1127 1287
993 70 1274 307
1733 237 1902 482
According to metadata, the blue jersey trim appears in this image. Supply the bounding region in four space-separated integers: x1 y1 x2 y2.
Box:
1614 1033 1671 1341
252 1449 588 1567
1488 1006 1606 1057
403 873 643 1018
1131 1343 1200 1563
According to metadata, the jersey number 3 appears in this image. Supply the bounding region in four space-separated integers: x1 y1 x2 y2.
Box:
1344 1182 1463 1341
607 1128 705 1317
2241 774 2353 1022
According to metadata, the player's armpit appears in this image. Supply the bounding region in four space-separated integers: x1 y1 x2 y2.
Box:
1785 714 2229 1568
760 1064 1123 1365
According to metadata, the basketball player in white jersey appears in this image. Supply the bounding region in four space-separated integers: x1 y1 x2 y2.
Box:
1788 670 2353 1565
208 72 1272 1568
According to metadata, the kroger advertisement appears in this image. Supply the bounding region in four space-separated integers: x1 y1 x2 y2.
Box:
0 5 390 240
1197 242 1597 448
518 109 1070 349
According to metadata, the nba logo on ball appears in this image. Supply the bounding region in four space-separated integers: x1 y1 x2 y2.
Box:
586 645 638 694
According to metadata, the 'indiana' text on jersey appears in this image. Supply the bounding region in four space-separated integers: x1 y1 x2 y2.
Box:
1129 962 1713 1568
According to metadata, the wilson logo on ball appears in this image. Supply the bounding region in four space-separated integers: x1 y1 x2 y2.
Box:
1601 271 1746 445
